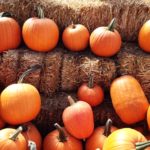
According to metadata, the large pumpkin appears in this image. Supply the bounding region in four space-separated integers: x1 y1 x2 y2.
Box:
22 7 59 52
77 74 104 107
0 12 21 52
0 65 41 125
62 96 94 139
85 119 117 150
110 75 149 124
90 18 122 57
21 122 42 150
138 20 150 53
0 127 27 150
103 128 150 150
62 23 90 51
43 123 83 150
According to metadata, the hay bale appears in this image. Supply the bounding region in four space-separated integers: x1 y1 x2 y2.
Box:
0 49 20 87
17 48 45 88
117 43 150 100
34 92 148 137
61 51 80 91
1 0 150 41
39 48 63 96
79 53 116 89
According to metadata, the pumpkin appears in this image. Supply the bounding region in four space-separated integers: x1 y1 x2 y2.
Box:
147 106 150 130
90 18 121 57
0 12 21 52
85 119 117 150
43 123 83 150
22 7 59 52
103 128 150 150
62 96 94 139
77 74 104 106
110 75 149 124
62 23 90 51
21 122 42 150
0 127 27 150
0 64 41 125
138 20 150 53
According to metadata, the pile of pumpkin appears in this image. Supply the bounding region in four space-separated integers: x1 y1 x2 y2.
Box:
0 6 150 150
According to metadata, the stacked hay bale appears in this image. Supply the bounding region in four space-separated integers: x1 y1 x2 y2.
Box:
0 0 150 135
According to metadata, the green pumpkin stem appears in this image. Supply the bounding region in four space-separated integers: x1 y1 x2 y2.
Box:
67 96 75 105
0 12 11 17
28 140 37 150
103 118 112 137
54 123 67 142
9 126 24 141
136 141 150 150
88 73 94 88
18 64 42 83
37 6 44 18
107 18 116 31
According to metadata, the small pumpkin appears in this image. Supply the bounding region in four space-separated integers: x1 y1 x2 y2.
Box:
62 23 90 51
77 74 104 106
0 65 41 125
103 128 150 150
21 122 42 150
138 20 150 53
22 7 59 52
85 119 117 150
0 126 27 150
62 96 94 139
110 75 149 124
0 12 21 52
43 123 83 150
90 18 122 57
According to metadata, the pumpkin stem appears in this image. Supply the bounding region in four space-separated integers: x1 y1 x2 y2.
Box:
54 123 67 142
37 6 44 18
88 73 94 88
9 126 24 141
21 124 28 132
71 22 76 29
18 64 42 83
107 18 116 31
103 118 112 137
0 12 11 17
28 140 37 150
67 96 75 105
136 141 150 150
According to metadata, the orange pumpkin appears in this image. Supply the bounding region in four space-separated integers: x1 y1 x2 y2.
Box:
43 123 83 150
77 74 104 106
62 23 89 51
0 12 21 52
21 122 42 150
138 20 150 53
85 119 117 150
0 65 41 124
103 128 150 150
147 106 150 130
22 7 59 52
110 75 149 124
90 18 121 57
62 96 94 139
0 127 27 150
